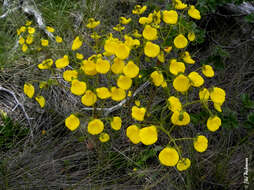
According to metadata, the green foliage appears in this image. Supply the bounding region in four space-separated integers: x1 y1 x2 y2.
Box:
0 111 29 152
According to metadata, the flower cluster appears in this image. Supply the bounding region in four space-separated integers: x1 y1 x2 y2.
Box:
22 0 225 171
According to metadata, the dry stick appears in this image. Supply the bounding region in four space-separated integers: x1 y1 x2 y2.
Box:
0 86 33 137
81 81 150 116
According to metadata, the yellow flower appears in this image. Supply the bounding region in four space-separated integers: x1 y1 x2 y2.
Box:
19 37 25 45
207 116 221 132
132 106 146 121
35 96 46 108
188 72 204 87
55 55 69 69
194 135 208 152
139 16 153 25
104 38 119 55
139 125 158 145
177 158 191 171
162 10 178 24
202 65 214 77
117 75 132 90
199 88 210 101
76 53 84 60
142 25 158 41
126 125 140 144
144 41 160 58
188 5 201 20
164 46 172 53
214 102 222 112
132 29 142 38
128 91 132 97
96 87 111 99
65 114 80 131
159 147 179 166
56 36 63 43
22 44 28 52
161 81 167 88
99 133 110 143
25 20 32 26
132 5 147 15
111 87 126 101
169 59 185 75
41 39 49 47
188 32 196 41
110 116 122 130
171 111 190 126
87 119 104 135
168 96 182 112
20 26 26 33
210 87 226 104
90 32 101 40
96 58 110 74
86 18 100 29
174 34 188 49
115 43 130 60
24 83 35 98
123 61 139 78
173 74 191 92
81 60 97 76
182 51 195 64
28 27 35 34
46 26 55 33
157 51 165 63
26 35 33 45
38 59 54 69
81 90 97 106
39 81 47 89
135 100 141 106
70 79 87 96
120 17 132 24
150 71 164 86
113 24 125 32
151 10 161 25
124 35 140 48
175 0 187 10
111 58 125 74
63 70 78 81
72 36 82 51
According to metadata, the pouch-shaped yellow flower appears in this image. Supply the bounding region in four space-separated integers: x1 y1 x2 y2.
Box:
194 135 208 152
87 119 104 135
182 51 195 64
132 5 147 15
38 59 53 69
70 79 87 96
115 43 130 60
41 39 48 47
188 72 204 87
139 16 153 25
104 38 119 55
123 61 139 78
76 53 84 60
96 87 111 99
110 116 122 130
162 10 178 24
188 5 201 20
24 83 35 98
143 25 158 41
96 58 110 74
81 90 97 106
132 29 142 38
86 18 100 29
117 75 132 90
188 32 196 41
131 106 146 121
207 116 221 132
168 96 182 112
173 74 191 93
113 24 125 32
126 125 140 144
139 125 158 145
99 132 110 143
55 55 69 69
164 46 172 53
175 0 187 10
210 87 226 104
63 70 78 82
174 34 188 49
159 147 179 166
35 96 46 108
214 102 222 112
46 26 55 33
124 35 140 48
111 58 125 74
144 41 160 58
169 59 185 75
202 65 214 77
28 27 35 34
171 111 190 126
65 114 80 131
157 51 165 63
56 36 63 43
199 88 210 101
72 36 82 51
150 71 164 86
120 17 132 24
177 158 191 171
111 87 126 101
81 60 97 76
